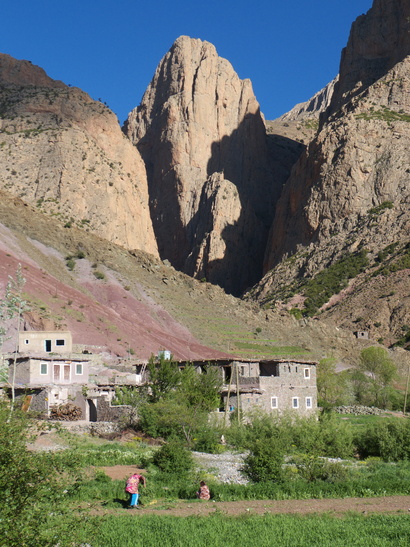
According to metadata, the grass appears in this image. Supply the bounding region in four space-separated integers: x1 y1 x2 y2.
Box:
335 414 392 427
356 108 410 123
69 513 410 546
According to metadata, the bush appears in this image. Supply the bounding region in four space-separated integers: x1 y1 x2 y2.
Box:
289 454 349 483
93 270 105 280
193 426 225 454
355 419 410 461
243 438 285 483
152 440 194 475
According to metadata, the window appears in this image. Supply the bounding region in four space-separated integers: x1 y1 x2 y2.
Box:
304 368 310 379
24 339 29 345
292 397 299 409
271 397 278 409
56 339 65 346
45 340 52 352
306 397 312 409
40 363 48 375
75 364 83 375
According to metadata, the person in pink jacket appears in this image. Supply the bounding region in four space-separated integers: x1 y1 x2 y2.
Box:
196 480 210 500
125 472 146 508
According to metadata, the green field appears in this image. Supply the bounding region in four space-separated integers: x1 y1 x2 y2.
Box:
69 513 410 547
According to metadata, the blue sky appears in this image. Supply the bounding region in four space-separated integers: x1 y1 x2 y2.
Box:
2 0 373 124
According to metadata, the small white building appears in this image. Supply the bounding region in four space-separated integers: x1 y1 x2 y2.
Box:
18 331 72 354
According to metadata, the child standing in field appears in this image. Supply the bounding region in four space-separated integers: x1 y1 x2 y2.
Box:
125 472 146 508
196 480 210 500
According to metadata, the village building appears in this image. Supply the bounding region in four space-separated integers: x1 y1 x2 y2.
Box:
180 358 318 417
2 330 318 422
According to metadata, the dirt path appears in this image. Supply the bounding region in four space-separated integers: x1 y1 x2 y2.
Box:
133 496 410 517
89 496 410 518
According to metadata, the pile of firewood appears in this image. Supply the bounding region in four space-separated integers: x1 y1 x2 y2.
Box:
49 403 82 421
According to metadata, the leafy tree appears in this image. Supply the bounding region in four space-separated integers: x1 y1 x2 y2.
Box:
139 397 204 443
358 346 397 408
178 365 222 412
140 359 222 445
0 403 83 546
146 354 182 402
316 357 349 409
0 265 30 413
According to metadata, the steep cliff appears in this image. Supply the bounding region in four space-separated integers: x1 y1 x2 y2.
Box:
125 36 281 294
0 54 158 257
326 0 410 120
253 0 410 344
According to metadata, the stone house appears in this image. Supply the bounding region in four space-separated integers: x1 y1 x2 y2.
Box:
7 353 90 418
5 330 137 422
180 357 318 417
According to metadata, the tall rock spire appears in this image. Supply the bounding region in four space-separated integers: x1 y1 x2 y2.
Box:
125 36 280 294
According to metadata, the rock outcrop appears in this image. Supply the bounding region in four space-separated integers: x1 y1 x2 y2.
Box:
279 77 338 123
263 0 410 279
325 0 410 119
252 0 410 346
125 36 280 294
0 54 158 257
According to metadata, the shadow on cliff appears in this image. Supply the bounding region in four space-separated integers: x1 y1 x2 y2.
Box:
182 113 305 296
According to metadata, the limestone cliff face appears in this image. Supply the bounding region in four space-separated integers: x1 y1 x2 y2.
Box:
280 77 338 123
125 36 279 294
325 0 410 119
261 0 410 295
0 54 158 257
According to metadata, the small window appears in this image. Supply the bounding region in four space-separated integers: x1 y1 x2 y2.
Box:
24 339 29 345
304 368 310 379
271 397 278 409
56 339 65 346
292 397 299 409
75 364 83 375
306 397 312 409
40 363 48 375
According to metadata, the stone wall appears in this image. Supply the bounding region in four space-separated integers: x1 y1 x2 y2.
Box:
93 396 133 422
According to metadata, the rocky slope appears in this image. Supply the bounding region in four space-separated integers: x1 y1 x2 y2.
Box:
0 54 158 256
326 0 410 120
253 0 410 344
0 189 382 367
125 36 284 295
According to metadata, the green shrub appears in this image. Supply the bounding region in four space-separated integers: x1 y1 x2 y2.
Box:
66 258 75 271
289 454 350 483
93 270 105 280
355 419 410 461
243 438 285 483
302 250 369 316
152 440 194 475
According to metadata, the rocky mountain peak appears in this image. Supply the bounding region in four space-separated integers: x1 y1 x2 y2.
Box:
0 53 66 88
0 54 158 257
125 35 281 294
325 0 410 119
